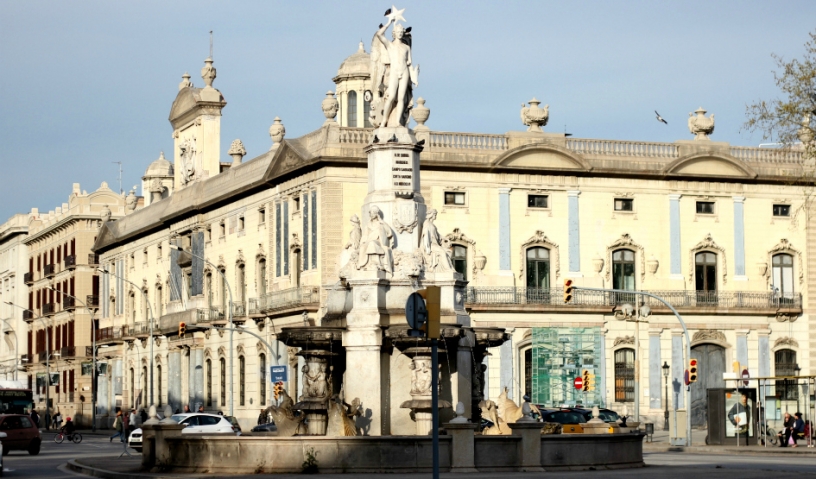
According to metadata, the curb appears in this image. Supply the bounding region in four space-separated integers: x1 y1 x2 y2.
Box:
66 459 148 479
644 444 816 456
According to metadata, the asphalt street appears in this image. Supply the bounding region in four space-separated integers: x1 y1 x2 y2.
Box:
4 434 816 478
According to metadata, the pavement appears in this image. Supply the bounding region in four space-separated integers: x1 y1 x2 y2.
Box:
643 428 816 455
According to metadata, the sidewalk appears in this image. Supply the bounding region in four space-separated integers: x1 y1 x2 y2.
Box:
643 428 816 455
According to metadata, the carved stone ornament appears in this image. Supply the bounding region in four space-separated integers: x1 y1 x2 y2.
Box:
217 346 226 357
520 98 549 132
692 329 727 345
369 7 418 128
474 250 487 271
422 209 454 273
269 117 286 147
689 233 727 285
613 336 635 347
125 188 137 212
178 137 197 185
445 228 475 245
100 205 112 223
647 255 659 275
392 201 418 233
798 113 814 145
767 239 805 286
519 230 560 280
605 234 646 283
201 57 216 88
228 139 246 165
412 97 430 130
774 336 799 349
775 313 797 323
321 91 339 122
178 72 192 90
688 107 715 140
592 255 604 274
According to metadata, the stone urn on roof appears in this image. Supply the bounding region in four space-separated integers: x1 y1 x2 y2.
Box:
688 107 715 140
520 98 549 132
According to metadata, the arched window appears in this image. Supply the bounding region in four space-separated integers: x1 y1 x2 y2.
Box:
157 365 162 406
363 95 372 127
695 252 717 292
129 292 136 324
526 247 550 289
452 245 467 280
239 356 246 406
142 365 147 407
612 249 636 304
219 268 227 314
258 259 267 296
614 348 635 403
772 254 794 302
259 354 267 406
206 359 212 407
219 357 226 408
142 290 149 323
347 91 358 126
775 349 798 400
237 264 246 304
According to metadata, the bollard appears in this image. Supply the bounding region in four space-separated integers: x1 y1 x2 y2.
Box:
645 423 654 442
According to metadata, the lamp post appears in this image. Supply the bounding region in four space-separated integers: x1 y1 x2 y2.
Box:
168 244 234 416
0 318 19 381
97 268 155 408
6 302 49 428
44 286 99 430
795 364 801 413
618 302 650 424
662 361 670 431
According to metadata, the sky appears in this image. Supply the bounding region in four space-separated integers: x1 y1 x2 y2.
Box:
1 1 815 222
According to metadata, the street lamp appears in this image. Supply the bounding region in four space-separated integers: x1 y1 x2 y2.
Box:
795 364 801 412
5 302 50 428
168 244 234 416
97 268 155 409
617 302 650 424
0 318 19 381
662 361 670 431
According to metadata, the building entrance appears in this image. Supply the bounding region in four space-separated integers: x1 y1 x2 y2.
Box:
690 343 725 428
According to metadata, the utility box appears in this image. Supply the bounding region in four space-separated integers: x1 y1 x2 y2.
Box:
669 409 687 446
706 388 757 446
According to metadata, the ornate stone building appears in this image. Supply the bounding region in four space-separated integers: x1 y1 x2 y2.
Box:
91 42 812 432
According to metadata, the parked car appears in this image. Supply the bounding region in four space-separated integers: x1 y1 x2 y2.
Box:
128 428 143 452
572 407 621 424
0 430 6 475
0 414 41 455
538 408 587 434
225 416 242 435
251 422 278 434
129 413 240 452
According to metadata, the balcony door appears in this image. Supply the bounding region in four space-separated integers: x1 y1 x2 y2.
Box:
695 252 717 304
526 247 550 303
612 249 636 304
772 254 794 303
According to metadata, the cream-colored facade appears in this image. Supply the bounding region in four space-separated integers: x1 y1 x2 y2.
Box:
91 46 813 432
23 183 129 426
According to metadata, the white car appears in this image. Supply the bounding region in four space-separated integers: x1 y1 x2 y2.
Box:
129 413 239 451
0 430 6 476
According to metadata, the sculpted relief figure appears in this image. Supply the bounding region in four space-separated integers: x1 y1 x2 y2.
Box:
178 138 197 184
370 7 419 128
301 360 329 400
357 205 394 272
409 359 433 395
422 209 454 272
263 389 304 437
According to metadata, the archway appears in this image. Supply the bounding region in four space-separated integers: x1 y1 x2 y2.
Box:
690 343 725 428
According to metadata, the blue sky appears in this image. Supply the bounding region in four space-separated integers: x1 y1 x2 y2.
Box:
1 1 815 222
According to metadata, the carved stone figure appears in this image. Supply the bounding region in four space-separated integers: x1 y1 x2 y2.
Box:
688 107 715 140
392 249 423 279
370 7 419 128
346 214 362 250
301 358 329 400
263 389 304 437
472 362 487 399
322 91 339 122
479 399 511 435
422 209 454 272
409 358 433 395
496 387 540 423
357 205 394 272
326 396 361 437
520 98 549 132
178 138 197 185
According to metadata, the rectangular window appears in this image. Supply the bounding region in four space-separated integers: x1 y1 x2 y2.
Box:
259 208 266 224
238 216 245 231
614 198 634 211
220 221 226 237
773 204 790 217
444 192 466 206
293 197 300 211
696 201 715 214
528 195 549 208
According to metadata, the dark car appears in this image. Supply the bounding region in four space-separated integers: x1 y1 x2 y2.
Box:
0 414 41 455
538 408 587 434
251 422 278 435
572 407 621 423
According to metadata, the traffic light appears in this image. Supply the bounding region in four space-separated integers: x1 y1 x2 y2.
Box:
563 279 574 303
582 369 591 392
417 287 440 339
688 358 698 384
178 322 187 337
273 381 284 400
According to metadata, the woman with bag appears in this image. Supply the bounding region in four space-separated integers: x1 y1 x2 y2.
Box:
777 412 795 447
109 410 124 442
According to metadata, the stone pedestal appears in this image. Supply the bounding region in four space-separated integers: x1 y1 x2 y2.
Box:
583 419 611 435
445 422 479 473
141 423 186 471
508 420 545 472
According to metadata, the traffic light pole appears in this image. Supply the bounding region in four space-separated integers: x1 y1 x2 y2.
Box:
570 286 692 447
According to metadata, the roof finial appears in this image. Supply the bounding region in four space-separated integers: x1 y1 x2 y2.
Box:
209 30 213 59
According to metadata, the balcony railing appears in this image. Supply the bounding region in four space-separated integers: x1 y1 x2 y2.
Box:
24 272 33 285
59 346 76 358
44 264 56 278
95 325 125 343
43 302 56 316
20 354 32 365
231 301 247 318
65 255 77 269
37 350 53 362
23 310 34 322
251 286 321 314
88 254 99 266
128 322 155 337
86 295 99 308
464 287 802 310
64 296 76 311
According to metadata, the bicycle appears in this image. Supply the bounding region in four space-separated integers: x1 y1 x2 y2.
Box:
53 431 82 444
759 421 778 446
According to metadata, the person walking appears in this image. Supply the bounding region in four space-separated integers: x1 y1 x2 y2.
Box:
110 411 125 442
140 408 148 424
30 408 40 429
129 409 138 434
53 411 63 430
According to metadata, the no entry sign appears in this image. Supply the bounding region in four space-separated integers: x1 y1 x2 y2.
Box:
574 377 583 390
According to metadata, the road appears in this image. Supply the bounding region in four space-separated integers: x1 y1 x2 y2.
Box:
4 436 815 478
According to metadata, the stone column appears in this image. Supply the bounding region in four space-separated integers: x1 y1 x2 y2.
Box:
671 330 684 409
648 330 663 409
456 332 474 418
508 419 544 472
189 348 203 410
669 194 682 279
445 422 479 473
498 188 511 271
736 329 749 370
567 190 581 274
500 332 513 400
733 196 747 279
168 350 181 412
758 330 771 396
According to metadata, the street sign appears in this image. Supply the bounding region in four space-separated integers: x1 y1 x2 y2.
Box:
573 377 583 390
405 292 428 337
742 368 750 387
270 365 288 382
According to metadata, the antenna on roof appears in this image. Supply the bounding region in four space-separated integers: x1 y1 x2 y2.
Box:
209 30 213 59
112 161 123 194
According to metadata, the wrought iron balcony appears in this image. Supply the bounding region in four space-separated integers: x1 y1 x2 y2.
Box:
37 350 52 362
43 302 56 316
86 295 99 308
59 346 76 358
252 286 321 314
464 287 802 313
20 354 32 365
44 264 56 278
231 301 248 319
197 306 226 325
65 255 77 270
128 322 154 338
95 325 125 343
64 296 76 311
22 310 34 322
88 254 99 266
24 272 33 285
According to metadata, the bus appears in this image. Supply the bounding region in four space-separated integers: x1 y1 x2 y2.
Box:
0 381 34 415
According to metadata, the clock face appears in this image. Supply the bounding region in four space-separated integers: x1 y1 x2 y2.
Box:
364 90 373 102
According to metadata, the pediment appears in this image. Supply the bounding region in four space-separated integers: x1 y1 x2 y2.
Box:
263 143 306 181
168 88 200 123
663 153 757 179
493 144 591 171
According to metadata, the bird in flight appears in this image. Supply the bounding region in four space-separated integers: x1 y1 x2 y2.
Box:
655 111 668 124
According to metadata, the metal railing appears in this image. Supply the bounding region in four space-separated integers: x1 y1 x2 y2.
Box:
43 302 56 316
197 306 226 324
64 296 76 310
231 301 247 318
37 350 52 362
44 264 56 277
24 272 33 285
128 322 155 336
20 354 32 365
88 254 99 266
59 346 76 358
252 286 321 313
95 326 124 342
65 255 77 269
23 310 34 321
464 287 802 309
86 295 99 308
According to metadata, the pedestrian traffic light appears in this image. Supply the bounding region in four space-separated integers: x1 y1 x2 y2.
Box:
178 322 186 337
563 279 574 303
688 358 698 384
417 287 440 339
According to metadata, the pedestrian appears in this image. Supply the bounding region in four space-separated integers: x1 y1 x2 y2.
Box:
53 411 63 430
110 410 125 442
792 412 806 448
129 408 138 432
198 405 205 413
30 408 40 428
122 409 130 439
778 412 795 447
257 409 267 425
184 404 191 413
140 408 148 423
63 416 75 437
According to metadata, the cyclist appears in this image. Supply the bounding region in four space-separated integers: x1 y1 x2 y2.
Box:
62 416 76 438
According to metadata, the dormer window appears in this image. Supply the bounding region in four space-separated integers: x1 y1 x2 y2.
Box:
347 90 358 127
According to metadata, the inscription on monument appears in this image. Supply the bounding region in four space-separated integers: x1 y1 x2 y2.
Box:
393 154 413 188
